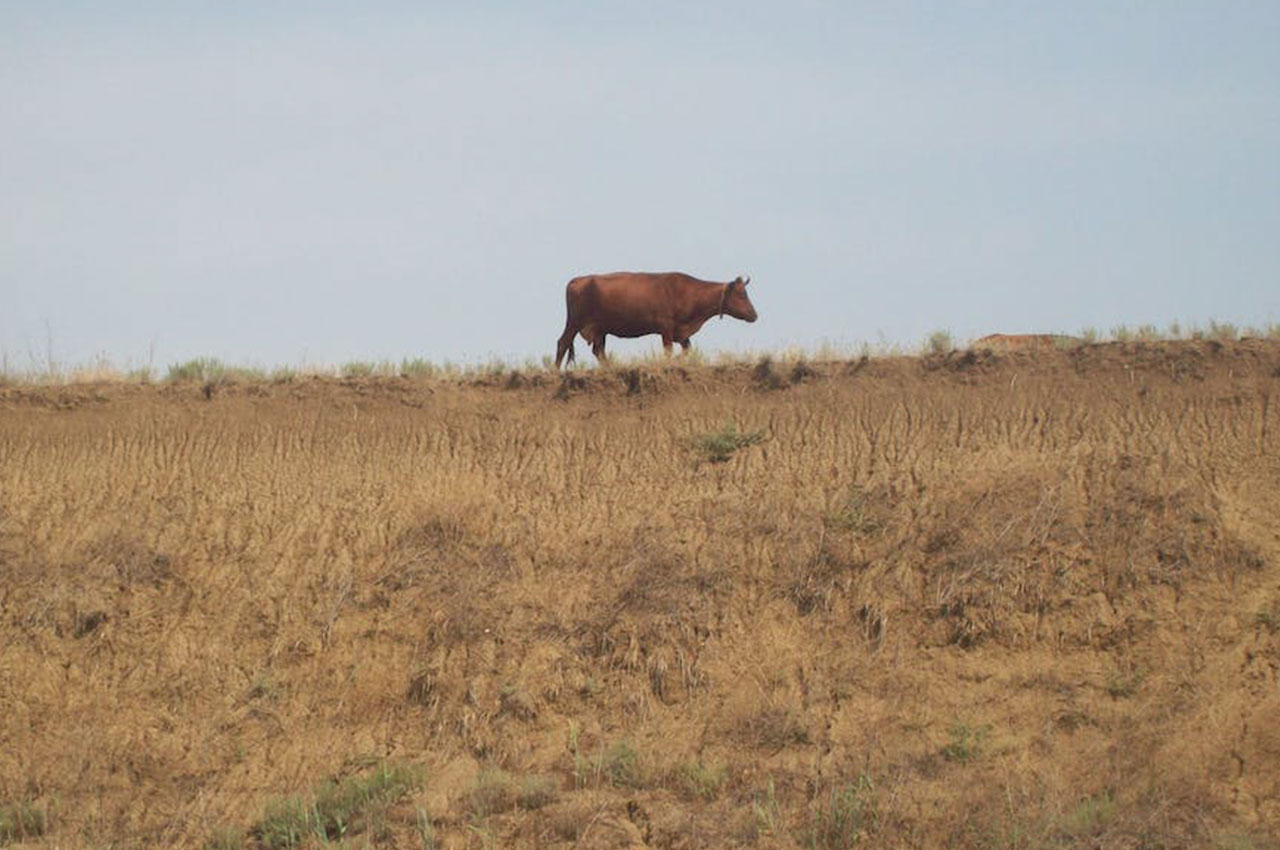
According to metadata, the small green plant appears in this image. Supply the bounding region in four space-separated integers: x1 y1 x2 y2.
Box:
0 799 48 843
1079 327 1099 344
803 776 877 849
677 761 727 800
1135 324 1161 341
941 723 988 763
568 721 587 788
1253 601 1279 633
1110 325 1133 342
925 329 954 355
692 422 767 463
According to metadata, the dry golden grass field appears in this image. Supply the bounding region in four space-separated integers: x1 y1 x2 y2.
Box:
2 340 1279 849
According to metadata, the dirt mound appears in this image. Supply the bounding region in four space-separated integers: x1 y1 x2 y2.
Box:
1 340 1278 848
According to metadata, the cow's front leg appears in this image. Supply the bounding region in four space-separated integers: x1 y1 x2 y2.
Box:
678 339 692 355
661 334 674 357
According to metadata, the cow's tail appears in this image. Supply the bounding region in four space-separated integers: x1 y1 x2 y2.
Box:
552 285 578 368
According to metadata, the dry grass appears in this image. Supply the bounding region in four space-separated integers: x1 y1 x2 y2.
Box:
1 339 1279 848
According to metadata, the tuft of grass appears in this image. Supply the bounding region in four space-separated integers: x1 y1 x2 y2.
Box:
399 357 437 378
340 361 378 379
752 356 786 391
466 768 517 818
205 826 246 850
828 483 881 535
803 776 877 849
1079 327 1100 344
743 705 811 750
941 723 988 763
251 762 426 849
516 775 558 810
1208 320 1239 341
0 800 48 843
1135 324 1161 341
1105 667 1144 699
1056 792 1116 838
752 778 782 837
167 357 227 383
925 329 954 355
1110 325 1134 343
677 760 727 800
692 422 767 463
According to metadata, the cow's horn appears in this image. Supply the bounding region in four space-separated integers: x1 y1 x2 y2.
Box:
743 275 751 286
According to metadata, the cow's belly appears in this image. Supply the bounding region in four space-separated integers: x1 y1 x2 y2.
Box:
599 314 664 338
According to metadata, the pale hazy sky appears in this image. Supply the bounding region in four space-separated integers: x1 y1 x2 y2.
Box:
3 2 1278 369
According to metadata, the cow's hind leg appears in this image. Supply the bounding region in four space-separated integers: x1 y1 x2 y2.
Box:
586 328 608 364
555 324 577 368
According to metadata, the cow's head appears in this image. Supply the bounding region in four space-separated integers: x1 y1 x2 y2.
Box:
724 276 758 322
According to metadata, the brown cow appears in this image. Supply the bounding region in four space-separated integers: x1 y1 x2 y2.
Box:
555 272 758 368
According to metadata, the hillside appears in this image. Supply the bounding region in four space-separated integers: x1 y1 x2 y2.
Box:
2 339 1279 849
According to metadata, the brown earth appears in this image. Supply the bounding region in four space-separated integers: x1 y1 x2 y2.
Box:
1 339 1279 849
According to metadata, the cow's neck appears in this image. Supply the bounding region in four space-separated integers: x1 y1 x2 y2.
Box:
689 280 728 322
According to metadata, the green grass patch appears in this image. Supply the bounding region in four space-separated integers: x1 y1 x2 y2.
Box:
246 762 426 849
941 723 989 763
693 422 767 463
